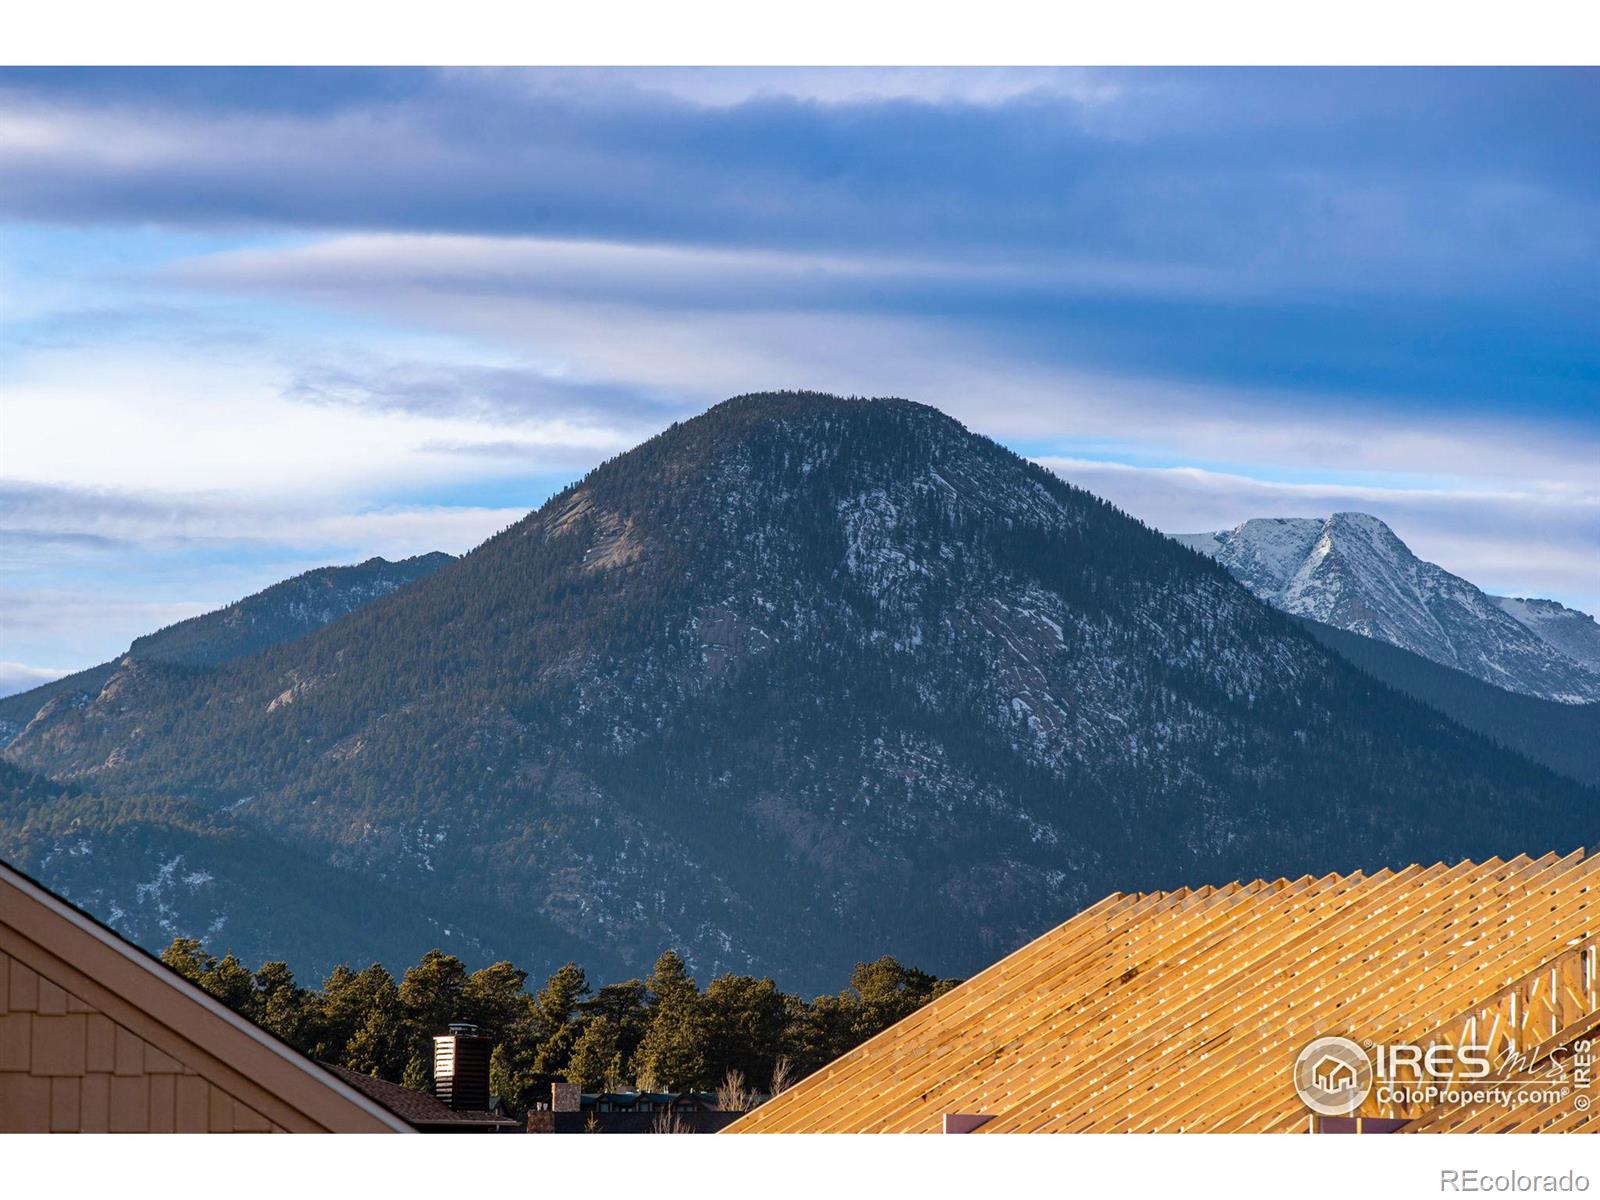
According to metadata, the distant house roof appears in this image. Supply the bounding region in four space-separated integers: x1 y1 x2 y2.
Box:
729 852 1599 1133
585 1090 719 1109
320 1063 518 1131
0 859 411 1132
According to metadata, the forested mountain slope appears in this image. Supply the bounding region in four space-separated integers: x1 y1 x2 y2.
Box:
0 760 603 980
5 394 1593 991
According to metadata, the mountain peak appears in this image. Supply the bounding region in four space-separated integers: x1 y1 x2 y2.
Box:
1179 513 1600 702
527 390 1082 586
662 392 946 448
703 389 927 419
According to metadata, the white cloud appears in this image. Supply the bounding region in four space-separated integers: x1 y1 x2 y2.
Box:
0 479 533 672
1 482 529 562
175 230 1239 311
1038 457 1600 615
129 232 1600 627
0 588 217 675
0 340 636 499
12 229 1595 645
491 67 1129 111
1 589 212 635
164 231 1600 489
287 505 529 558
0 660 71 698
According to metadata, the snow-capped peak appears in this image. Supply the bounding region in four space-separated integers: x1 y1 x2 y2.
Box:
1178 513 1600 703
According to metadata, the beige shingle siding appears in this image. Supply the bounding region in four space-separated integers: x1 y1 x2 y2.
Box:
0 948 281 1132
0 863 409 1133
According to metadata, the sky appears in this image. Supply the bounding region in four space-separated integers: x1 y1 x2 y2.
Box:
1 67 1596 695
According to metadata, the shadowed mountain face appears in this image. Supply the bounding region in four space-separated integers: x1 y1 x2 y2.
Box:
4 395 1593 992
1292 620 1600 789
0 553 456 742
1176 515 1600 703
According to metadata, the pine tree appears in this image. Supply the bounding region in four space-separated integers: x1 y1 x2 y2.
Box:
397 949 469 1087
342 967 409 1080
253 961 313 1046
160 937 212 982
703 973 789 1085
532 963 588 1036
201 954 258 1018
567 1017 627 1092
635 951 712 1091
462 960 528 1036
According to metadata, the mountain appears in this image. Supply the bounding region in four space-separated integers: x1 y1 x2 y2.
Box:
0 553 455 743
1293 619 1600 788
4 394 1594 993
1175 514 1600 703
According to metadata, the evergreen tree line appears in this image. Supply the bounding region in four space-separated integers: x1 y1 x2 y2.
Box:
158 937 957 1114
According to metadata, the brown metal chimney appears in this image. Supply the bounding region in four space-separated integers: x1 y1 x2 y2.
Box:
433 1022 492 1112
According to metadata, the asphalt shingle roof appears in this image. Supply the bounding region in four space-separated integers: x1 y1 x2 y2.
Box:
320 1063 517 1129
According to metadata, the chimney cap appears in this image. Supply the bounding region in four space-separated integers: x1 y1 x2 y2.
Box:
446 1021 480 1036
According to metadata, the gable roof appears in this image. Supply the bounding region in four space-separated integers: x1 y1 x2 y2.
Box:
0 858 412 1132
728 852 1599 1133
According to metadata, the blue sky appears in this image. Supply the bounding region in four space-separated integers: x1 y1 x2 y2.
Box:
1 67 1596 693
